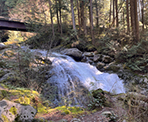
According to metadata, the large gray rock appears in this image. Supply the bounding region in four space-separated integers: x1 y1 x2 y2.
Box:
0 43 6 50
104 62 121 72
0 100 36 122
0 72 17 83
61 48 83 61
93 54 102 62
83 52 94 57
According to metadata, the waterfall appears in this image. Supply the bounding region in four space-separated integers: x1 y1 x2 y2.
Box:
30 49 125 106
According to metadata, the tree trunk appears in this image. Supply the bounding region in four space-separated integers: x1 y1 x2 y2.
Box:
77 0 81 31
95 0 99 27
109 0 112 24
130 0 140 42
123 6 125 31
89 0 94 44
130 0 135 35
83 4 87 35
80 1 84 28
126 0 130 33
70 0 76 30
59 0 62 35
80 1 87 35
113 0 115 27
48 0 55 39
141 0 144 32
134 0 140 41
115 0 118 27
55 0 60 32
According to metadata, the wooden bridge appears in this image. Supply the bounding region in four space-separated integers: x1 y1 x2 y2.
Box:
0 16 40 32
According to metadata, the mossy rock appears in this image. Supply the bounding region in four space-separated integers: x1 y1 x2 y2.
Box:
32 118 48 122
37 103 48 113
9 106 17 115
63 110 70 115
1 114 9 122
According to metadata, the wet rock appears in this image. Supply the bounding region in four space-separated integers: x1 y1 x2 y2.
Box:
58 119 68 122
61 48 83 61
102 55 114 63
0 100 36 122
35 55 52 65
104 62 121 72
83 52 94 57
81 56 87 62
0 43 6 50
93 54 102 62
101 111 118 121
70 118 81 122
96 62 105 69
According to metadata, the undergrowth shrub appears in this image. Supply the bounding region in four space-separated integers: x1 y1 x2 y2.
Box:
88 89 107 110
116 40 148 73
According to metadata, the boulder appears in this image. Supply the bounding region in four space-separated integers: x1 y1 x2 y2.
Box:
0 100 36 122
0 43 6 50
61 48 83 61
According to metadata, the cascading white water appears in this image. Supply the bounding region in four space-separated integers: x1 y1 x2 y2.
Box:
30 49 125 106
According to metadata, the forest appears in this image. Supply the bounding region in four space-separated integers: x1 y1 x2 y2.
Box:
0 0 148 122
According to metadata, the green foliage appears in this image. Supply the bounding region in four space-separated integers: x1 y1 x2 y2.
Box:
5 0 18 8
37 103 48 113
0 60 6 68
1 90 9 99
116 40 148 73
88 89 107 110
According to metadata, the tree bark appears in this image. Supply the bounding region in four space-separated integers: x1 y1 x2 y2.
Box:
70 0 76 30
141 0 144 32
130 0 135 35
113 0 115 27
134 0 140 41
77 0 81 31
80 1 84 28
130 0 140 42
95 0 99 27
89 0 94 44
115 0 118 27
123 6 125 31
